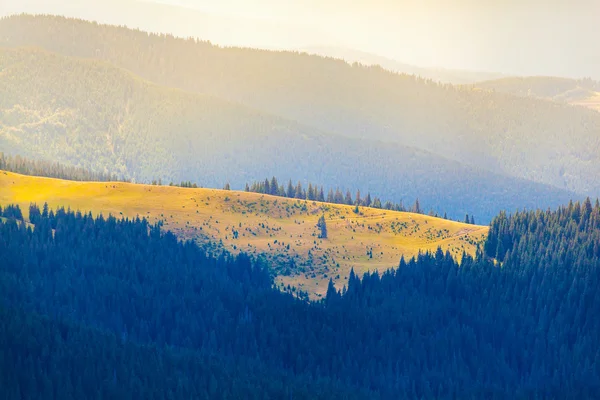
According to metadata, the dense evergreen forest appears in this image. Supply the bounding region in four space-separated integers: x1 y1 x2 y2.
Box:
0 152 122 182
1 201 599 398
2 14 600 196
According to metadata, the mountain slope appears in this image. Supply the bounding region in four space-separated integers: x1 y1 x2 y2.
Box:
473 76 600 112
0 46 580 222
2 14 599 195
299 46 507 84
0 171 488 297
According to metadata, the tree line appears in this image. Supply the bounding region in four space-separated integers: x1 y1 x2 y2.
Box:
244 176 477 224
0 152 124 182
0 154 479 224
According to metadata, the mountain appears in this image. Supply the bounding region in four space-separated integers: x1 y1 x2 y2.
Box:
299 46 507 84
0 46 580 222
0 170 487 297
472 76 600 112
2 14 599 197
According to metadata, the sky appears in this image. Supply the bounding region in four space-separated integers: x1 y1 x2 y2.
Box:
1 0 599 79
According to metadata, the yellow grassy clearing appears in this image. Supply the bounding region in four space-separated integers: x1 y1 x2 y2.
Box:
0 171 488 298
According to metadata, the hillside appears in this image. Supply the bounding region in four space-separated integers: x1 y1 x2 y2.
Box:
2 14 600 196
473 76 600 112
0 46 580 222
299 46 506 84
2 191 599 398
0 171 488 297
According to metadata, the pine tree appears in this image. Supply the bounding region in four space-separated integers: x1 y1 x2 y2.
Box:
364 193 372 207
270 177 278 195
295 182 303 199
307 183 315 200
412 199 421 214
345 191 353 205
327 189 334 203
317 215 328 239
325 279 339 304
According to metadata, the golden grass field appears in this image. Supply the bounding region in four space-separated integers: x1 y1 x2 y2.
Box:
0 171 488 298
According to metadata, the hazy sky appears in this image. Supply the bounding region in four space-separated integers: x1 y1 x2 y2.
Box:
2 0 599 79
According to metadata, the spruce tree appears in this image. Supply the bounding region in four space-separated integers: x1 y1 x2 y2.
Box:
317 215 328 239
345 191 353 205
412 199 421 214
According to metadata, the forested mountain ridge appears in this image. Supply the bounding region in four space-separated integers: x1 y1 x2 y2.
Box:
298 46 507 84
0 46 580 222
0 170 487 297
1 200 599 398
2 14 600 196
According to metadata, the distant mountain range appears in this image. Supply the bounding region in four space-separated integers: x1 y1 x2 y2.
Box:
1 14 597 222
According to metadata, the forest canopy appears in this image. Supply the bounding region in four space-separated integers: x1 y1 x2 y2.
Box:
0 201 599 398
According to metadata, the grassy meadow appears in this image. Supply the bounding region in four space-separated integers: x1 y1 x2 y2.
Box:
0 171 488 297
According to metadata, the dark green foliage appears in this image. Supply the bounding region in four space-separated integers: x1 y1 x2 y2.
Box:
0 205 370 399
1 202 600 398
317 215 327 239
1 204 22 220
485 197 600 263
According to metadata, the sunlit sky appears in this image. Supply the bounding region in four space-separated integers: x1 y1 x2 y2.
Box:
2 0 599 79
